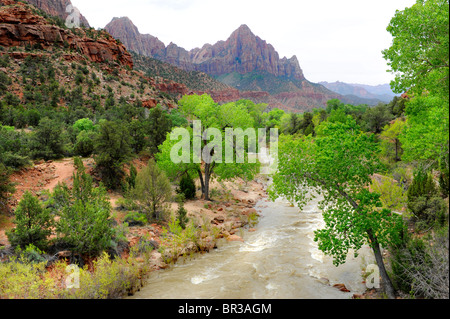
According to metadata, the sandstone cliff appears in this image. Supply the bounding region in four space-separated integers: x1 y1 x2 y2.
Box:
105 17 345 112
24 0 90 28
105 18 304 82
0 1 132 69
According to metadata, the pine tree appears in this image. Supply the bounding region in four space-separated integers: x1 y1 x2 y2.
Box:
7 191 53 251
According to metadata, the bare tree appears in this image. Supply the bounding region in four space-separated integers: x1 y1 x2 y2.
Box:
395 230 449 299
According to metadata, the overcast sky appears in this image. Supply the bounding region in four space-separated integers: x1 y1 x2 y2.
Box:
71 0 416 86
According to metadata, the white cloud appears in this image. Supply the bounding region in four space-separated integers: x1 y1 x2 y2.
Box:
71 0 417 85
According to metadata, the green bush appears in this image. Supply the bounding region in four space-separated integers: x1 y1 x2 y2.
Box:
6 191 53 251
407 167 446 229
124 211 147 227
53 158 114 257
94 121 132 190
74 130 95 157
177 173 196 200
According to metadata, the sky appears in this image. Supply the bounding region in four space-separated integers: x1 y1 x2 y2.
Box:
70 0 417 86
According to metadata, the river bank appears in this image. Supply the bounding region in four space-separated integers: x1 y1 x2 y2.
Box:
120 177 269 296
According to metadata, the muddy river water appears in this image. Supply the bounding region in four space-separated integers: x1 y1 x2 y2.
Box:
129 195 375 299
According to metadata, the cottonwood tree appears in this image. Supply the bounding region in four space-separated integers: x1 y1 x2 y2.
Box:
382 0 449 97
269 119 405 299
157 94 261 201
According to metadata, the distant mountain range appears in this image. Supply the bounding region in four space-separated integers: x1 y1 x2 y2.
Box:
18 0 393 112
319 81 398 103
105 17 386 112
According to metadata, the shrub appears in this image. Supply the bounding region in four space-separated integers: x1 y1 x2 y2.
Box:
6 191 53 251
74 130 95 158
0 163 15 213
30 117 65 160
130 158 172 222
407 167 446 229
54 158 114 257
177 173 196 200
94 120 132 190
390 228 449 299
124 211 147 227
176 195 189 230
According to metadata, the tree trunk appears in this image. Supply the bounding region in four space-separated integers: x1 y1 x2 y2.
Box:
368 230 397 299
204 163 210 201
198 169 205 197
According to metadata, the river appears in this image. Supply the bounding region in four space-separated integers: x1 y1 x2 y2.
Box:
129 194 375 299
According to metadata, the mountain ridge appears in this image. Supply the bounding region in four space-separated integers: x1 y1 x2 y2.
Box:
319 81 398 103
105 17 378 111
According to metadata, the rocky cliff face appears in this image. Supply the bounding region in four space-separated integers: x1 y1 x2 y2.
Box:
0 1 132 69
105 18 304 82
24 0 90 27
105 17 343 112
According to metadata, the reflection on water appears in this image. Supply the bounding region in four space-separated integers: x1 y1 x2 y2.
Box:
129 195 374 299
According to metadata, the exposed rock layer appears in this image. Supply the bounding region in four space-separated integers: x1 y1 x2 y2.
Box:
0 1 132 69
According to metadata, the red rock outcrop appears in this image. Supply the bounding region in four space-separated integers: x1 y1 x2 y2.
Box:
105 18 304 81
0 1 133 69
24 0 90 28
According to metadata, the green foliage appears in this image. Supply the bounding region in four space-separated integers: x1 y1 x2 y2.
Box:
390 228 449 299
126 164 138 190
93 121 132 190
0 163 15 213
30 117 65 160
146 105 172 155
176 195 189 230
123 211 148 227
362 103 394 134
53 158 113 256
270 119 405 267
0 251 150 299
73 118 95 132
382 0 449 97
371 175 407 212
177 173 196 200
0 126 30 169
74 130 96 158
130 158 172 222
400 95 449 163
6 191 53 251
380 118 406 163
407 167 447 229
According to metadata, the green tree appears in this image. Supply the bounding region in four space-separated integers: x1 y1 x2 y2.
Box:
380 118 407 163
30 117 65 160
362 103 394 134
6 191 53 251
94 121 132 189
74 130 96 158
399 95 449 164
176 194 189 230
177 173 196 200
269 119 404 299
54 158 113 256
382 0 449 97
131 158 172 222
146 105 172 155
407 167 447 229
0 163 15 213
157 94 260 200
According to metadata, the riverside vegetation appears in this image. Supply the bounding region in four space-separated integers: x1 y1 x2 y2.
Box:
0 0 448 299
